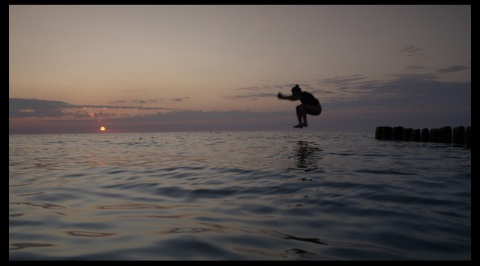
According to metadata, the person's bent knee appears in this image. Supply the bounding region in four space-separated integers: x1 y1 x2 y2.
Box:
304 105 321 116
312 108 322 116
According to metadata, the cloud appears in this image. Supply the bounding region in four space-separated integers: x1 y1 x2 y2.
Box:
223 72 471 112
114 110 286 122
9 70 470 134
9 98 70 118
9 98 176 119
225 92 276 100
226 83 313 100
226 84 283 100
394 43 425 58
109 99 159 105
326 75 471 110
437 65 469 74
318 75 385 90
405 65 429 71
171 97 189 102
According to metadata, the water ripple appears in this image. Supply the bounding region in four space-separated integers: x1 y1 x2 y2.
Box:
9 131 470 260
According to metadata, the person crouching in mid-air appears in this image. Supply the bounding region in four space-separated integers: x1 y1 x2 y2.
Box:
277 84 322 128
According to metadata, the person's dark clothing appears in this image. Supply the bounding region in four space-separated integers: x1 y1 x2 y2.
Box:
300 91 320 106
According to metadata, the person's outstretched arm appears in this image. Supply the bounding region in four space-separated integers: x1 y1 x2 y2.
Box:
277 92 300 101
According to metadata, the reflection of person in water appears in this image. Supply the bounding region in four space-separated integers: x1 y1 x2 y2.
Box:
277 84 322 129
291 141 323 172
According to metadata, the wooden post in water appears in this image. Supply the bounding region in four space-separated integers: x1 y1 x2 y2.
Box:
429 128 439 142
453 126 465 145
375 126 393 140
382 126 392 140
403 128 413 141
412 129 421 142
465 126 471 147
420 128 429 142
375 126 384 140
392 126 404 140
375 126 470 147
439 126 452 143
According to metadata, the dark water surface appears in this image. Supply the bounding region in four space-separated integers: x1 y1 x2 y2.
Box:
9 131 471 260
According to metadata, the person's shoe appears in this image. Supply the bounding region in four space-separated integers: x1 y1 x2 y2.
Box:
303 122 308 127
294 124 303 128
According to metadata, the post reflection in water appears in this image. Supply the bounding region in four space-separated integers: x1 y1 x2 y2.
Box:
288 140 323 172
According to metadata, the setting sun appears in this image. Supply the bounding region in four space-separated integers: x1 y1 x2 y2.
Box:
100 126 106 131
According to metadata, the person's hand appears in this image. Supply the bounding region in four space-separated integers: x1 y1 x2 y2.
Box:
277 92 283 99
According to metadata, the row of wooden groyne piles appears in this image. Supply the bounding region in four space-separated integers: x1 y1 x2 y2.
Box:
375 126 471 147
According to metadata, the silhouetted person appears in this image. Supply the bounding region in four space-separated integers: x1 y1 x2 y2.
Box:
277 84 322 128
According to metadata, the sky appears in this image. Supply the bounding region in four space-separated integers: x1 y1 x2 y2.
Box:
9 5 471 134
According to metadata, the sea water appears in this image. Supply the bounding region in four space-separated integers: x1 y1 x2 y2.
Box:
9 130 471 260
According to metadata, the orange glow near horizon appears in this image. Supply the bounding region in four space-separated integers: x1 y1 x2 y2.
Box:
100 126 106 132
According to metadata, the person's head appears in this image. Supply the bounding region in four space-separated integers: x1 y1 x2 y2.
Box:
291 84 301 95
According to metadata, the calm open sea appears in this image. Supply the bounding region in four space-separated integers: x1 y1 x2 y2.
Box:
9 130 471 260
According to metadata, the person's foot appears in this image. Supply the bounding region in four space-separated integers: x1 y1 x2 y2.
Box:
294 124 303 128
303 122 308 128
